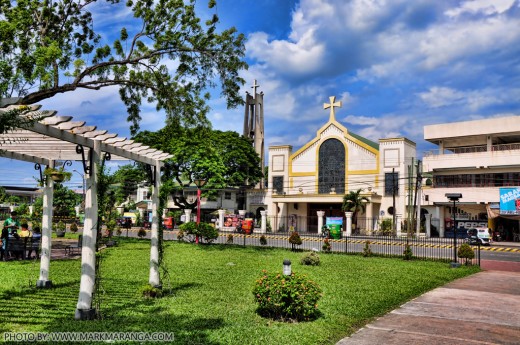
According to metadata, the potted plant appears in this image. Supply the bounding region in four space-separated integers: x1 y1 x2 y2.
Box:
44 166 72 183
55 221 66 237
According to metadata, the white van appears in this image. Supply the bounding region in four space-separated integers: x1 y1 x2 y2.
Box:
467 227 491 246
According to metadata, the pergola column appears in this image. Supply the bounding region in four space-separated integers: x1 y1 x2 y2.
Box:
149 161 161 287
75 140 100 320
37 161 54 288
218 209 226 230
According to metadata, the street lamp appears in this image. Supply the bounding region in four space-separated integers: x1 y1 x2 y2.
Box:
446 193 462 267
194 178 206 224
194 178 206 245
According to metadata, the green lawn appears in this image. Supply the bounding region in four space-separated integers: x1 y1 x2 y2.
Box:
0 239 480 344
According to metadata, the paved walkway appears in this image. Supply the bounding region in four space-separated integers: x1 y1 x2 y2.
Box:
337 243 520 344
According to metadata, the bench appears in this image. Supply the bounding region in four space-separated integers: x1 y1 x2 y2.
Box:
27 236 41 259
65 235 83 255
5 237 27 259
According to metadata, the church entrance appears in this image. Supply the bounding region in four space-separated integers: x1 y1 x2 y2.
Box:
307 203 344 232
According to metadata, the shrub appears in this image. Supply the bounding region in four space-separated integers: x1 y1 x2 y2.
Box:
177 229 185 241
266 218 272 232
259 235 267 245
198 222 219 243
69 222 78 233
379 218 394 235
137 228 147 239
300 252 320 266
253 270 322 322
362 240 372 257
288 231 302 251
57 221 66 232
139 284 163 298
458 243 475 265
179 221 218 243
226 234 234 244
322 238 331 253
403 243 413 260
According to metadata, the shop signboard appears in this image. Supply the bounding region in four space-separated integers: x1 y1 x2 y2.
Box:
499 187 520 215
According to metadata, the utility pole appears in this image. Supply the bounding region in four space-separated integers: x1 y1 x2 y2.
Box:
407 160 413 235
413 160 422 235
392 168 396 232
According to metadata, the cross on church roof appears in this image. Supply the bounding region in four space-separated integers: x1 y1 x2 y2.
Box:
323 96 342 121
251 79 260 96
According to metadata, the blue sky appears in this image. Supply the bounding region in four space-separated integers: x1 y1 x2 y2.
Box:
2 0 520 189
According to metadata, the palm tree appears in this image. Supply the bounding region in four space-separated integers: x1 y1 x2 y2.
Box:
342 189 370 231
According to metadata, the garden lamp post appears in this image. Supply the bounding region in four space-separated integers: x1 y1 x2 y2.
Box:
194 178 206 245
446 193 462 267
194 178 206 224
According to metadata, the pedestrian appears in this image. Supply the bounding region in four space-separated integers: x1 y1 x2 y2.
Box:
3 211 20 235
27 227 41 259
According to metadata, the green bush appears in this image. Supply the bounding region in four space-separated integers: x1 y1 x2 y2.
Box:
379 218 394 235
403 243 413 260
137 228 147 238
458 243 475 265
69 222 78 233
362 240 372 257
322 238 331 253
177 228 186 241
226 234 234 244
259 235 267 246
253 270 322 322
198 222 219 243
179 221 219 243
288 231 302 251
300 252 320 266
139 284 163 298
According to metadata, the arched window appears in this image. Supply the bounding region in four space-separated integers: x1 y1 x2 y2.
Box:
318 138 345 194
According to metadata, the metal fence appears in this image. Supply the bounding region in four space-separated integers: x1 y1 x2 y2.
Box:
168 229 481 266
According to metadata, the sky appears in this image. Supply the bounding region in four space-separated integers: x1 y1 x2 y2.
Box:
1 0 520 190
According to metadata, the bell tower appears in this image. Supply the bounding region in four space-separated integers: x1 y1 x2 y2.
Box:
243 79 265 189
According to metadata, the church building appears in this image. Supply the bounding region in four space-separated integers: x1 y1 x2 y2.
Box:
255 96 417 233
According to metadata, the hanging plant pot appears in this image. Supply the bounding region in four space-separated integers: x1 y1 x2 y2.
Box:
50 172 65 182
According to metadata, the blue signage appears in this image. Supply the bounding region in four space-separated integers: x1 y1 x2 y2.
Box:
499 187 520 215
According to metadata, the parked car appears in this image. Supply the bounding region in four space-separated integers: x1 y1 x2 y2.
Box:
466 227 491 246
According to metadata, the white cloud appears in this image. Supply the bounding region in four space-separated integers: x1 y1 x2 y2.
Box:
342 115 379 126
417 86 519 111
417 87 465 108
445 0 516 18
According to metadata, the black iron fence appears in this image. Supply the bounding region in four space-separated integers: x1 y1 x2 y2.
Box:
168 229 481 266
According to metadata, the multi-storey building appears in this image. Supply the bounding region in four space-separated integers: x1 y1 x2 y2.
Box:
422 116 520 241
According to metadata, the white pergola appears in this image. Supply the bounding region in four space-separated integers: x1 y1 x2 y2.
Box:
0 101 171 320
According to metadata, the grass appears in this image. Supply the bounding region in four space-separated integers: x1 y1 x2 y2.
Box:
0 239 480 344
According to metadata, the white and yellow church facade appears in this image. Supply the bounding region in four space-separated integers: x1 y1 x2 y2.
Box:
248 96 417 234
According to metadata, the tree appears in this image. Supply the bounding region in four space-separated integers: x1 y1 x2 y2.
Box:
52 183 81 217
0 0 247 134
134 124 263 210
112 164 147 205
342 189 370 230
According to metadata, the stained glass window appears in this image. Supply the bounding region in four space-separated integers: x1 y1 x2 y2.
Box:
318 139 345 194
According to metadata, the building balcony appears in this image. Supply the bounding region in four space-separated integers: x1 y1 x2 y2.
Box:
423 143 520 172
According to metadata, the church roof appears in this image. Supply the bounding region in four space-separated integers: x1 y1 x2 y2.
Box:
348 130 379 150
